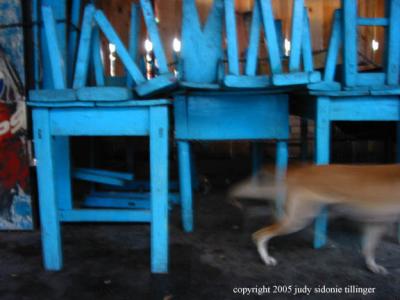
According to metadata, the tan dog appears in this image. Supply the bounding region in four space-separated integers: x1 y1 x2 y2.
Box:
231 164 400 274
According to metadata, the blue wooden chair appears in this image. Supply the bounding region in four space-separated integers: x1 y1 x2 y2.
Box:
294 0 400 248
174 0 291 232
74 3 180 204
29 5 170 273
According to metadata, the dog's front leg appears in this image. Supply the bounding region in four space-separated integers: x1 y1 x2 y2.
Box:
362 223 388 275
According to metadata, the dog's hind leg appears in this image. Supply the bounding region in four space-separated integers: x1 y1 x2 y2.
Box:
252 193 322 266
362 223 388 275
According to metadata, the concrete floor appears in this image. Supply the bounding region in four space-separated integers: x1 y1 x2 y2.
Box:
1 190 400 299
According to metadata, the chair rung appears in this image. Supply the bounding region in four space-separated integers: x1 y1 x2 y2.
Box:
73 169 127 186
83 196 151 209
74 168 134 181
59 209 151 222
357 18 388 26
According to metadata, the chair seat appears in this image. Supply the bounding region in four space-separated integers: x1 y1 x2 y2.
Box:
28 88 170 107
29 89 77 102
179 81 221 90
76 87 134 101
309 86 400 97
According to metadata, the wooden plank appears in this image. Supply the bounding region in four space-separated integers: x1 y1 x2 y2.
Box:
355 73 386 86
357 18 389 26
323 9 342 82
149 106 169 273
53 137 72 210
314 96 330 248
135 73 177 97
329 97 400 120
83 197 151 209
173 93 289 140
32 109 63 270
94 10 146 84
245 1 261 76
224 0 240 75
73 4 96 88
289 0 304 72
59 209 151 222
273 71 320 86
224 74 271 88
67 0 81 85
32 0 40 88
76 87 133 101
41 6 66 89
386 0 400 85
275 20 284 58
177 141 193 232
315 96 330 164
301 8 314 72
314 207 329 248
29 89 77 102
73 169 127 186
140 0 169 74
74 168 134 180
41 0 67 88
258 0 282 73
342 0 358 87
89 191 180 203
397 122 400 163
50 108 150 136
95 99 170 107
28 101 95 108
251 142 263 177
127 3 141 87
275 140 288 217
91 27 105 86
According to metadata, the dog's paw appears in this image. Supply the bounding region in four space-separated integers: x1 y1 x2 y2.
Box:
367 263 388 275
262 256 277 266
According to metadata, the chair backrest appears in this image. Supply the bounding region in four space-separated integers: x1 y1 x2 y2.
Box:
41 5 66 89
72 3 176 96
224 0 320 88
39 1 67 89
310 0 400 91
180 0 224 85
342 0 400 88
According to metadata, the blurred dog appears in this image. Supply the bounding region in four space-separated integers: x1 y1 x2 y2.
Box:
230 164 400 274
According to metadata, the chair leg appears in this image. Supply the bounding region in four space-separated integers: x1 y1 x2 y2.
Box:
300 118 308 161
314 97 331 249
396 121 400 163
397 122 400 243
53 137 72 210
251 142 263 178
190 147 198 190
33 109 63 270
150 106 169 273
314 206 329 248
177 141 193 232
275 140 288 218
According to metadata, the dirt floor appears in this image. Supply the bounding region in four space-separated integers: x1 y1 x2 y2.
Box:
1 187 400 300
